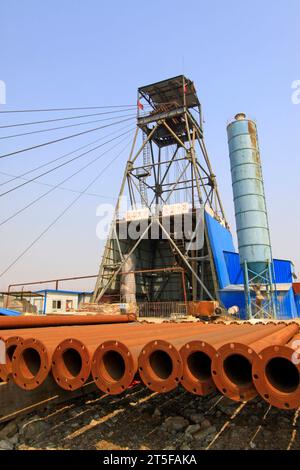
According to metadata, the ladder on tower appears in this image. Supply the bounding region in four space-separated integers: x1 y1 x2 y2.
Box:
137 132 151 206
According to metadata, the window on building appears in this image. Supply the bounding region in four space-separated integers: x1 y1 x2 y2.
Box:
52 300 62 310
66 299 73 311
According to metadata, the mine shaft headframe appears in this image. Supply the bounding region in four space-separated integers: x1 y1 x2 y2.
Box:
137 75 204 147
92 76 227 303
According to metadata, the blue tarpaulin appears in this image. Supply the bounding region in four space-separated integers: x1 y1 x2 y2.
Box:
205 211 298 318
223 251 243 284
205 212 235 289
294 294 300 316
0 307 21 316
219 289 246 318
276 288 298 319
224 251 294 285
220 286 297 320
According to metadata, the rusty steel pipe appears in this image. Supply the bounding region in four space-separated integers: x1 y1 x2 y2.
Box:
7 322 224 390
5 321 276 392
11 336 65 390
52 338 93 391
0 335 23 382
61 323 268 394
93 336 181 396
137 325 260 394
138 339 183 393
212 323 298 402
52 322 230 391
12 338 50 390
180 324 281 398
0 322 226 387
10 326 81 390
90 324 243 394
252 332 300 409
0 319 233 342
88 323 237 394
0 323 91 383
0 313 136 330
179 324 265 396
91 340 138 394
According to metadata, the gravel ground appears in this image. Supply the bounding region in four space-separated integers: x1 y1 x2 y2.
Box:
0 383 299 450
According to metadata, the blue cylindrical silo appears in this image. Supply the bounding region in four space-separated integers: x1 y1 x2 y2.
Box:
227 113 272 279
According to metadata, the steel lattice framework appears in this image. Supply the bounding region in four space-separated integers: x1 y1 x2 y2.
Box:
93 76 228 306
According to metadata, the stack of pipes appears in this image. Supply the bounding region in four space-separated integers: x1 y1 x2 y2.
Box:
0 315 299 410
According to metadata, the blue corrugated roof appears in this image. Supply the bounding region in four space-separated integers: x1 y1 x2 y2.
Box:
34 289 93 295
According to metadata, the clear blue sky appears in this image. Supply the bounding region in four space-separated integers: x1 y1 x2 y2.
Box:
0 0 299 291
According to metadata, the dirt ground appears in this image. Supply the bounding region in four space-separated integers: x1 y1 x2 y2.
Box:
1 383 299 451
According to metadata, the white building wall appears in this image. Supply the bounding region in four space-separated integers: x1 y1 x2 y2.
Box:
44 292 79 314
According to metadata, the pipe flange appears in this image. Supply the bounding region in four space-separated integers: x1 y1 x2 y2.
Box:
52 338 91 391
179 340 216 396
0 336 23 382
252 344 300 410
138 339 183 393
92 340 136 395
211 342 259 402
12 338 50 390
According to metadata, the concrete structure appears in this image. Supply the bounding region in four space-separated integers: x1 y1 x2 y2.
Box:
33 290 93 314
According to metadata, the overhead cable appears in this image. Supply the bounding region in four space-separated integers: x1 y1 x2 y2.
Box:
0 116 136 160
0 112 136 140
0 126 135 198
0 130 133 227
0 140 131 278
0 121 134 188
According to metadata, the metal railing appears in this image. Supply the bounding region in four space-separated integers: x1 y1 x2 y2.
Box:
138 301 188 318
